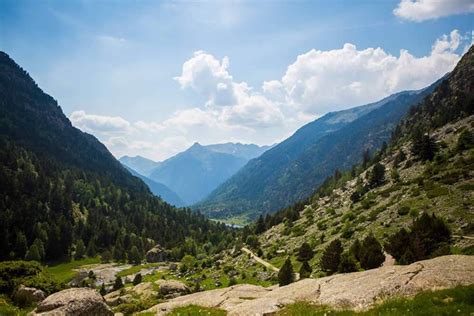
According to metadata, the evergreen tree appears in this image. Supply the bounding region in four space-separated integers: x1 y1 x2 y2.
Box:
368 163 385 188
128 246 142 264
299 260 312 279
394 149 406 166
320 239 343 273
14 232 27 259
101 250 112 263
349 239 362 262
278 258 294 286
86 238 96 258
99 283 107 296
113 276 123 290
412 130 437 161
362 149 371 169
359 234 385 270
338 252 358 273
25 244 41 262
133 273 142 285
457 129 474 151
297 242 314 262
255 215 266 234
74 239 86 260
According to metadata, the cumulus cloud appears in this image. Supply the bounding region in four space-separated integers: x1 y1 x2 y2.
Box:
276 30 465 114
174 51 284 128
394 0 474 22
70 110 130 133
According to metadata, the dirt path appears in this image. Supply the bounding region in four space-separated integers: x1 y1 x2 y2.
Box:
452 235 474 240
242 247 280 272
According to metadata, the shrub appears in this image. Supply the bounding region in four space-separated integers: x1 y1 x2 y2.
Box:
398 205 410 216
0 261 61 295
113 276 123 290
299 261 312 279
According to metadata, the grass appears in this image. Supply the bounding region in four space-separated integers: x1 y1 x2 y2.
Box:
116 263 161 277
277 284 474 315
45 257 100 284
0 295 32 316
167 305 227 316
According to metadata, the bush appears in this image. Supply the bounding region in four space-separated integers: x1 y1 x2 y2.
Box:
398 205 410 216
299 261 312 279
0 261 61 295
113 276 123 290
457 129 474 151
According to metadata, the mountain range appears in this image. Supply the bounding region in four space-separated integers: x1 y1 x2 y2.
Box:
121 142 271 205
196 80 442 223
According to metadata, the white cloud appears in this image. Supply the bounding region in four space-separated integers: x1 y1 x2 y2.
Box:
276 30 465 114
70 110 130 133
394 0 474 22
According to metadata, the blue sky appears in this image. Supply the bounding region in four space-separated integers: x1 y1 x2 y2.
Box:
1 0 473 160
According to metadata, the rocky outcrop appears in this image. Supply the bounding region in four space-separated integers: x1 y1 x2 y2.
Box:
146 245 167 263
29 288 113 316
156 280 190 297
146 255 474 315
13 285 45 305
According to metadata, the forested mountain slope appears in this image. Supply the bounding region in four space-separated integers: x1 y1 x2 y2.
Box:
0 51 232 262
198 82 441 223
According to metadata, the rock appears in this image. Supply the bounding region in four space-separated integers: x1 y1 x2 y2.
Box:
132 282 157 299
30 288 113 315
13 285 45 305
146 245 167 263
155 280 190 296
169 263 178 271
146 255 474 315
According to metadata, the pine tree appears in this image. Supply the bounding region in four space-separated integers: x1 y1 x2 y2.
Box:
99 283 107 296
297 242 314 262
86 238 96 258
74 239 86 260
299 261 312 279
320 239 343 273
255 215 266 234
25 244 41 262
359 234 385 270
133 273 142 285
128 246 142 264
278 258 294 286
113 276 123 290
15 232 28 259
368 163 385 188
349 239 362 262
338 252 358 273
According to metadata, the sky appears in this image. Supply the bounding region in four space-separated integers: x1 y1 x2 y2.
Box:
1 0 473 161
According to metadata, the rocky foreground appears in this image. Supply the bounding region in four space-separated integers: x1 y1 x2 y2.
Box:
145 255 474 315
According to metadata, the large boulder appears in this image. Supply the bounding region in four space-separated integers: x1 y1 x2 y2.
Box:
146 245 167 263
29 288 113 316
155 280 190 297
146 255 474 315
13 285 45 305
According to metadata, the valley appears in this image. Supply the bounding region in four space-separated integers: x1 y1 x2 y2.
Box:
0 4 473 315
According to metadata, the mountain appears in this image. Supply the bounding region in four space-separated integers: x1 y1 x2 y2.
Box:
197 83 442 222
119 155 161 177
0 51 230 262
122 165 185 207
149 142 271 205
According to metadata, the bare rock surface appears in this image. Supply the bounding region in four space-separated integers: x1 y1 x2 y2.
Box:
146 245 167 263
155 280 190 296
30 288 113 316
145 255 474 315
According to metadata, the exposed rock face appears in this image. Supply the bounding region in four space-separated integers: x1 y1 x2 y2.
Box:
146 255 474 315
156 280 190 297
146 245 167 263
30 288 113 316
13 285 45 305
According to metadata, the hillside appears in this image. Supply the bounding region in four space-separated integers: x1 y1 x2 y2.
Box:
149 142 269 205
198 84 441 223
246 45 474 272
0 51 232 262
122 165 185 207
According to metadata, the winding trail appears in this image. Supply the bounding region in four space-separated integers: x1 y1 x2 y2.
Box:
241 247 279 272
